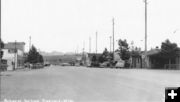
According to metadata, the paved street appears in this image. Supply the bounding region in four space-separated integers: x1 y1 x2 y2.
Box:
1 66 180 102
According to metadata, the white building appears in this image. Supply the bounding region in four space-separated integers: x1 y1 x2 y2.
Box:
2 42 25 70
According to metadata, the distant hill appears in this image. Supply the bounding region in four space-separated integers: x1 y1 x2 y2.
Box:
40 51 64 56
40 51 77 56
43 54 82 65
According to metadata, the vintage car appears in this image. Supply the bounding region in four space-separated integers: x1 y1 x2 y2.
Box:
115 60 125 68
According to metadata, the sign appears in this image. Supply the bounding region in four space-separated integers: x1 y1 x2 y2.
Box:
165 87 180 102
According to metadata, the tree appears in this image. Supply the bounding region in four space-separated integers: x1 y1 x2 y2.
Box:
102 48 109 57
27 45 44 63
91 55 97 62
23 52 29 63
130 47 141 57
161 39 178 56
38 54 44 63
98 48 109 63
118 39 130 60
98 55 105 63
160 39 179 66
0 39 4 58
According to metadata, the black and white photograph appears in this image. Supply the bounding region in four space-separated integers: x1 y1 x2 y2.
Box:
0 0 180 102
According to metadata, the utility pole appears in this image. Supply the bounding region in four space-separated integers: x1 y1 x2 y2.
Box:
0 1 2 100
75 46 76 55
29 36 31 51
109 36 112 53
14 40 17 70
96 31 98 54
89 37 91 53
0 0 1 68
145 0 147 53
77 45 79 54
144 0 148 68
112 18 115 60
83 41 85 65
83 41 85 53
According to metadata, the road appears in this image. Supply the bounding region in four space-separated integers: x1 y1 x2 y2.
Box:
1 66 180 102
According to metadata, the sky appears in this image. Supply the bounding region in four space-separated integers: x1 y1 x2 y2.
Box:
2 0 180 53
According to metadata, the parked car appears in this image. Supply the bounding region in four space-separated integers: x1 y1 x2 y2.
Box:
100 61 110 68
61 63 70 66
69 61 75 66
44 62 51 66
90 61 100 67
30 63 44 69
36 63 44 68
44 63 51 66
115 60 125 68
24 62 30 68
86 62 91 67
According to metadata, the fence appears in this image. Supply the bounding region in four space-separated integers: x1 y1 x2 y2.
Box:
164 64 180 69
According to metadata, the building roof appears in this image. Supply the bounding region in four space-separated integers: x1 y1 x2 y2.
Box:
3 42 25 51
86 53 102 58
142 48 180 57
146 49 160 56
